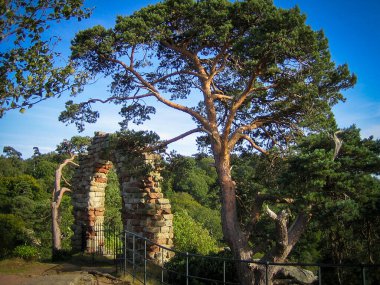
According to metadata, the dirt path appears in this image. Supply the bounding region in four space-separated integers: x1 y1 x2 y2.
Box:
0 259 130 285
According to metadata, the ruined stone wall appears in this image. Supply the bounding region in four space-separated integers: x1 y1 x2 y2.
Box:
71 132 173 262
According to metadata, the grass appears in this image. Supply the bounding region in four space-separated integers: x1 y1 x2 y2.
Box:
0 258 57 275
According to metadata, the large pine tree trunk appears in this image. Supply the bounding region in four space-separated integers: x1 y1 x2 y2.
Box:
214 150 312 285
215 153 261 284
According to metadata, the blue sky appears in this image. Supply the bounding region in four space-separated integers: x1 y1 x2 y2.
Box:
0 0 379 158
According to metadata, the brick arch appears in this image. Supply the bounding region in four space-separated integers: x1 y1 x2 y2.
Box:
71 132 173 262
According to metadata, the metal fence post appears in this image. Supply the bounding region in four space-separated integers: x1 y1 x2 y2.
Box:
362 266 366 285
123 231 127 275
186 252 189 285
132 234 136 282
161 248 165 284
223 260 226 285
319 266 322 285
265 262 269 285
144 239 147 285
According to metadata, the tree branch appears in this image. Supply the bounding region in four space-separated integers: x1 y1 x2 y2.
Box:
288 211 311 247
53 154 77 201
145 127 211 151
265 205 278 220
332 130 343 161
102 55 211 130
151 70 203 84
160 40 209 79
240 134 268 155
56 187 72 208
265 206 290 261
228 119 266 150
222 68 261 143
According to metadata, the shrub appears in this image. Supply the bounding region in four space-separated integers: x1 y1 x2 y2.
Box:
170 192 223 242
173 210 219 255
13 245 39 260
0 214 28 258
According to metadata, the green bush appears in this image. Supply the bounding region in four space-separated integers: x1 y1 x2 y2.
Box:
170 192 223 242
0 214 28 258
173 210 219 255
13 245 39 260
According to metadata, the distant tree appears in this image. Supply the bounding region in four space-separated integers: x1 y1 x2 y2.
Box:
163 155 218 206
169 191 223 242
0 0 91 117
173 210 219 255
51 136 90 253
32 147 41 157
63 1 356 283
0 174 50 252
104 168 123 229
3 146 22 159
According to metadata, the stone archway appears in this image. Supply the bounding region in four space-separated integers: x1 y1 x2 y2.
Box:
71 132 173 262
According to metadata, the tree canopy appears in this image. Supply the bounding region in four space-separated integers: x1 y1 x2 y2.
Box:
63 1 356 284
0 0 91 117
65 0 355 143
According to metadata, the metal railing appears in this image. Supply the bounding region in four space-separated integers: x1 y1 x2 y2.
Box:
87 226 380 285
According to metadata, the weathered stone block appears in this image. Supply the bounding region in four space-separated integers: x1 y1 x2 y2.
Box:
160 226 171 233
163 214 173 220
157 198 170 204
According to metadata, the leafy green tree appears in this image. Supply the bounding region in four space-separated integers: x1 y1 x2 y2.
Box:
55 0 356 283
163 155 218 206
3 146 22 159
0 0 91 117
282 127 380 284
104 168 123 229
173 210 219 255
0 175 50 255
169 192 223 242
0 214 28 258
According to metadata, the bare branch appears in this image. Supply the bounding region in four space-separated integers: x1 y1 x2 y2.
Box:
61 175 71 187
332 130 343 160
265 205 278 220
288 211 311 247
53 154 77 200
212 94 233 101
248 193 294 236
56 187 72 208
264 206 290 261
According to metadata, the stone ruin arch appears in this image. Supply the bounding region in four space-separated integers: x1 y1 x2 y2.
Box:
71 132 173 262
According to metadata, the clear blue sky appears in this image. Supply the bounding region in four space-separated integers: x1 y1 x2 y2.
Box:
0 0 379 158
